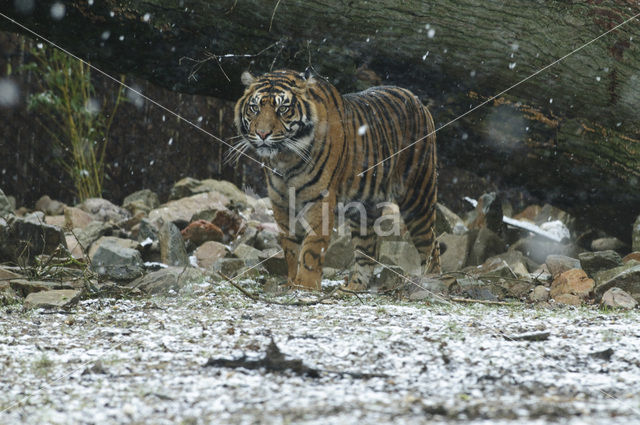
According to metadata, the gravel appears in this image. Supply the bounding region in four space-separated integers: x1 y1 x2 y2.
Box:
1 279 639 424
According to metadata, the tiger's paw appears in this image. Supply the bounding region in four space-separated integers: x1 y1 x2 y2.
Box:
290 270 322 291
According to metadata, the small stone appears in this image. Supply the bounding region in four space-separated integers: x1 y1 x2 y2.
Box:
194 241 227 269
601 287 637 309
159 221 189 267
75 221 114 253
44 215 66 228
35 195 65 215
65 234 85 259
78 198 131 223
88 236 139 259
148 192 228 228
211 258 250 278
24 289 81 309
90 241 144 281
254 229 280 250
259 249 288 276
127 266 206 295
591 237 627 254
181 220 224 246
546 254 581 278
550 269 594 301
0 266 22 281
435 203 465 235
137 218 159 242
233 225 258 247
233 243 262 265
579 250 623 277
369 265 406 292
10 279 72 297
530 285 550 302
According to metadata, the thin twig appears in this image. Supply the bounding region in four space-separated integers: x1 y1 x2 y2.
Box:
449 297 518 306
269 0 283 32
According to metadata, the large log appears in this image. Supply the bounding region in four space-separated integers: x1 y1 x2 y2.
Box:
1 0 638 241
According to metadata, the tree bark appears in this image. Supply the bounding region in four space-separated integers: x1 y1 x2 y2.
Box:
1 0 638 240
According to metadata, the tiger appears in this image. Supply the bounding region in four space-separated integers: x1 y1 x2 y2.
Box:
233 69 439 291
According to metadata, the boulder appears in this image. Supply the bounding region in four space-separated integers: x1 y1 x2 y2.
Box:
545 255 581 278
594 261 640 300
601 287 637 310
467 227 506 266
194 241 227 269
35 195 65 215
90 240 144 281
633 215 640 253
169 177 254 209
122 189 160 214
148 192 228 228
158 221 189 267
591 237 627 254
578 250 623 277
24 289 81 309
0 215 67 264
379 240 421 276
78 198 131 223
181 220 224 246
438 232 471 272
127 266 206 295
550 269 594 301
0 189 13 216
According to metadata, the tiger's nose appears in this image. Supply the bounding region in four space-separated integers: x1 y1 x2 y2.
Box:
256 129 272 140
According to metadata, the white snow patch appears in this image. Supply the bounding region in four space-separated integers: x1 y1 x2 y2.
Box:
50 2 65 20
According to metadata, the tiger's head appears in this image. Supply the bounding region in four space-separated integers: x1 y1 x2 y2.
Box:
233 69 317 163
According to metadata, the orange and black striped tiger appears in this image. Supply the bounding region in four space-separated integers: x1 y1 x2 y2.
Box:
233 69 439 291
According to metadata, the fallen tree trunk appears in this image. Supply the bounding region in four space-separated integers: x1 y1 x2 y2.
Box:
0 0 638 241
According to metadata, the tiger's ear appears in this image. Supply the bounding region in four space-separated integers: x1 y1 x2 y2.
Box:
301 67 316 84
241 71 256 87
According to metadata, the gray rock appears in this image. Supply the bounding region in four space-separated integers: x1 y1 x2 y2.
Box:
64 206 94 230
0 282 20 306
24 289 81 309
451 276 505 301
233 243 262 261
594 261 640 299
438 232 471 272
137 218 159 242
194 241 228 269
259 248 288 276
324 228 354 270
9 279 73 297
254 229 280 251
633 215 640 253
90 241 144 281
122 189 160 214
546 255 581 278
159 221 189 267
435 203 466 235
534 204 576 231
405 275 456 300
379 240 421 276
0 189 13 217
169 177 253 209
0 215 67 265
601 287 637 309
484 250 531 277
530 285 550 302
148 192 228 228
579 250 623 277
35 195 66 215
88 236 139 259
127 266 206 295
467 227 506 266
75 221 114 253
474 258 517 279
78 198 131 223
369 265 406 292
591 237 627 254
233 225 258 248
211 258 250 278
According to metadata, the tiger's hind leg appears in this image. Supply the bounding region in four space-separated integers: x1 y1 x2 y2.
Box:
398 189 441 274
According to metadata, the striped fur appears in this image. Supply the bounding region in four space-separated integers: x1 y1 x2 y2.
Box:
233 69 439 290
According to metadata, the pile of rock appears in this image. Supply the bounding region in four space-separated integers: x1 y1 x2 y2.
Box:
0 182 638 310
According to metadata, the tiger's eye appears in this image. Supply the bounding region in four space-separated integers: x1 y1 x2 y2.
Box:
278 105 289 114
249 104 259 113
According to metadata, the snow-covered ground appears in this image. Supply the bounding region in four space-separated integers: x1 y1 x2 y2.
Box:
1 279 639 425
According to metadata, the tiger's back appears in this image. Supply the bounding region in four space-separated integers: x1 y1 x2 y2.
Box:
234 70 438 290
